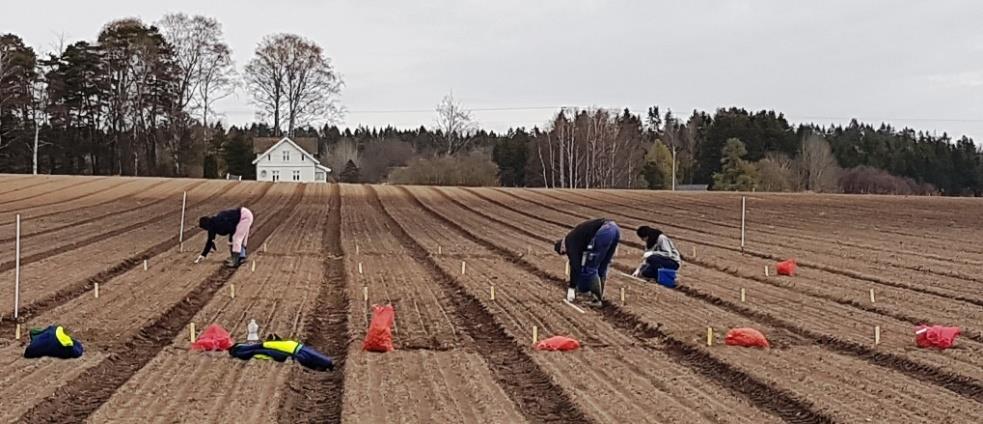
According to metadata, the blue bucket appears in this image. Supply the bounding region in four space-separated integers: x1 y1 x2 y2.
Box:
657 268 677 288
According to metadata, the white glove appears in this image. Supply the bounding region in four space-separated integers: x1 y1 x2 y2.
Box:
631 269 640 278
566 288 575 302
194 255 205 264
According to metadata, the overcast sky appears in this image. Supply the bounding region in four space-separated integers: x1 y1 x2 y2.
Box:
3 0 982 139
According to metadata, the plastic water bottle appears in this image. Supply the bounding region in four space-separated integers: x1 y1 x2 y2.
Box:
247 319 259 342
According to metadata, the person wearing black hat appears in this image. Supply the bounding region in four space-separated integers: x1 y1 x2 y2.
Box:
554 218 620 306
632 225 680 278
194 206 253 268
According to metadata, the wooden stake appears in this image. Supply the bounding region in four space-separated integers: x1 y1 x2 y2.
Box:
14 214 20 320
189 323 196 343
869 288 875 303
179 242 184 253
438 245 442 255
143 259 148 271
620 287 626 304
461 261 467 275
94 283 100 299
230 284 235 298
707 327 713 346
692 246 697 259
532 325 538 345
490 285 496 300
16 324 21 340
740 196 747 249
363 286 368 302
874 326 881 345
251 261 256 272
263 242 267 252
740 288 746 303
764 266 769 277
355 244 360 255
358 262 363 274
564 260 570 277
179 191 187 244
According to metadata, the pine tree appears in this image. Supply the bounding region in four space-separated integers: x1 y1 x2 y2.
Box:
340 159 360 183
712 138 758 191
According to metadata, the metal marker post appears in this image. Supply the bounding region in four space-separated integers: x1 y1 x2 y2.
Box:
740 196 746 250
14 214 20 319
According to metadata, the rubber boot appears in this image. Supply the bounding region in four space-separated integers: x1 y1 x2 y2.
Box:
226 252 243 268
587 275 604 307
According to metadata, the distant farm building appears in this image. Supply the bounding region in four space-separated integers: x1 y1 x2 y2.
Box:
253 137 330 183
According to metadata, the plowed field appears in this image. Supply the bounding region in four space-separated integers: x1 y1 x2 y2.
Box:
0 175 979 424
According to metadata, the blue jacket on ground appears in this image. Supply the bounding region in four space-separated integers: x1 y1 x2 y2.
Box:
229 339 333 371
24 325 84 359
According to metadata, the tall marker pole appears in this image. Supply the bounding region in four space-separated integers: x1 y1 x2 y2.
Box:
178 191 187 249
671 145 677 191
14 214 20 319
740 196 746 251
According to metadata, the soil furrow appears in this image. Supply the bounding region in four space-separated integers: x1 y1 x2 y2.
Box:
0 183 273 335
471 188 983 401
414 186 834 424
15 184 304 424
368 185 591 424
0 176 108 208
278 183 350 423
0 181 238 273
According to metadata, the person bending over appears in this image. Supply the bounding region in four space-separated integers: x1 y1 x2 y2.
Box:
195 206 253 268
554 218 620 306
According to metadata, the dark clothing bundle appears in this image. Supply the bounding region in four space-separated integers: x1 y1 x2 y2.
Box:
229 339 334 371
24 325 84 359
200 207 242 257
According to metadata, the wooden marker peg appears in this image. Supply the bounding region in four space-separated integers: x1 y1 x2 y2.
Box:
143 259 148 271
230 284 236 298
263 242 267 252
869 289 875 303
251 261 256 272
179 243 184 253
740 288 746 303
358 262 363 274
189 323 196 343
94 283 100 299
461 261 467 275
438 245 442 255
355 244 360 255
490 286 496 300
874 326 881 345
564 260 570 277
532 326 538 345
707 327 713 346
363 286 368 302
764 266 769 277
620 287 626 304
15 324 21 340
692 246 697 259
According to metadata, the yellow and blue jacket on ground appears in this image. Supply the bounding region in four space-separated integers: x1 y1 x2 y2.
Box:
229 338 333 371
24 325 84 359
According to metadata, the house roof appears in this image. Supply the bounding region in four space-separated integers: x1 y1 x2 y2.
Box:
252 137 324 165
253 137 318 156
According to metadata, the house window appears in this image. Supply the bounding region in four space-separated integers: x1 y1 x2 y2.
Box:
267 154 271 161
260 170 268 179
302 155 306 161
292 170 301 181
282 150 290 161
272 170 280 182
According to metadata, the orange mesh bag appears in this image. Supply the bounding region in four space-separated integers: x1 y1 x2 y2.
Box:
190 324 234 351
534 336 580 351
724 328 770 348
363 304 396 353
776 259 797 276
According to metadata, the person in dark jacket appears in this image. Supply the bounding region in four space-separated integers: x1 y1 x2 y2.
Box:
195 207 253 268
553 218 620 306
632 226 681 279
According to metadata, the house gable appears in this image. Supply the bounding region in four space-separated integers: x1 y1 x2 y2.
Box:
252 137 322 166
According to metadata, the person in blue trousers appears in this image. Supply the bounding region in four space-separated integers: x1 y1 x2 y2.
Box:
554 218 620 307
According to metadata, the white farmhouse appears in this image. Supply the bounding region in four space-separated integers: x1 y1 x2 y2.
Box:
253 137 330 183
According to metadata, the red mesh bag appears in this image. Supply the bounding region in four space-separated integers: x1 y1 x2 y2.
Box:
915 325 960 349
725 328 770 348
363 304 396 353
190 324 234 351
534 336 580 351
776 259 797 276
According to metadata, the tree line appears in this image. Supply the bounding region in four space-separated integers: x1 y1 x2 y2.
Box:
1 13 980 195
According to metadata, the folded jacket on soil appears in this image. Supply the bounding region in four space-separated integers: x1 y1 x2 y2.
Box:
229 339 334 371
190 324 234 352
724 328 770 348
535 336 581 351
24 325 84 359
915 325 961 349
363 304 396 353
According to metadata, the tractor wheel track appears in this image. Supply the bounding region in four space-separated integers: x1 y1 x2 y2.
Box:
277 183 350 423
460 187 983 402
17 184 304 424
369 185 592 424
415 187 835 424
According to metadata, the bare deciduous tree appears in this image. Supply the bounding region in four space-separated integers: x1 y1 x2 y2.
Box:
799 134 840 192
245 34 341 137
435 92 476 156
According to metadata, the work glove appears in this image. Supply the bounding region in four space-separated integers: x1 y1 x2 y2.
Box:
194 255 205 264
